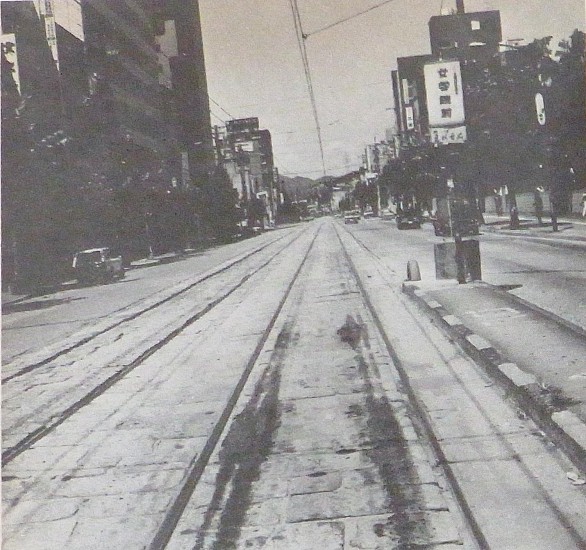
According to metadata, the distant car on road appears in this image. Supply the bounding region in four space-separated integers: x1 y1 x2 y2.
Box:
73 247 125 285
396 210 421 230
344 210 361 224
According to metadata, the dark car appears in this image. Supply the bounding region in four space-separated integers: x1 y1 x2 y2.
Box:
432 198 479 237
73 247 125 285
396 210 421 230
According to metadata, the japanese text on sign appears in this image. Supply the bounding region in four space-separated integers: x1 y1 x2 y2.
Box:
424 60 465 127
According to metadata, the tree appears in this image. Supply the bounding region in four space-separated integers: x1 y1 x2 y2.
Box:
199 167 240 242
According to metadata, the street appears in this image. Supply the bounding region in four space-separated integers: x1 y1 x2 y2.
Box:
2 217 586 549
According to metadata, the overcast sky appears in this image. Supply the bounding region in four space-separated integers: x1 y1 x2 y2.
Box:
198 0 584 179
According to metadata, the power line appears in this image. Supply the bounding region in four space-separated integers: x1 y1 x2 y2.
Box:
210 110 225 123
304 0 398 38
230 79 390 111
289 0 327 178
208 93 297 176
208 95 235 120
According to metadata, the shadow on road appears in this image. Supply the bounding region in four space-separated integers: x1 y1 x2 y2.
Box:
2 296 86 315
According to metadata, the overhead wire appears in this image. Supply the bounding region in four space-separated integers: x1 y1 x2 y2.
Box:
289 0 327 178
303 0 398 38
208 95 235 120
210 110 225 123
207 93 296 176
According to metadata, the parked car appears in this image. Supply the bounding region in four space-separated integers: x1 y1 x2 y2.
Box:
73 247 125 285
344 210 361 224
432 197 480 237
396 210 421 230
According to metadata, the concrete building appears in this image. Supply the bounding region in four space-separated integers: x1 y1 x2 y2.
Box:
152 0 213 184
82 0 180 185
429 8 502 67
392 54 433 146
392 2 502 150
216 118 278 226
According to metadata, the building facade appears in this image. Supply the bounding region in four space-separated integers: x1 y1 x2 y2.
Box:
152 0 213 184
216 117 278 226
1 0 214 288
392 5 502 149
429 9 502 67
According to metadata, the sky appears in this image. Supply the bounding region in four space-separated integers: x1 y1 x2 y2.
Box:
198 0 584 179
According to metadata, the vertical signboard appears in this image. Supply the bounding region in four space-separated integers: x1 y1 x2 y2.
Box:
405 106 415 130
35 0 59 68
535 93 546 126
424 60 465 127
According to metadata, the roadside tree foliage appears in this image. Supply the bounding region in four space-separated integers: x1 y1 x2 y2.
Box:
198 166 241 242
461 31 584 209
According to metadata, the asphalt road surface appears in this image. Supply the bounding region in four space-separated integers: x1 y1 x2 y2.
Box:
2 217 586 549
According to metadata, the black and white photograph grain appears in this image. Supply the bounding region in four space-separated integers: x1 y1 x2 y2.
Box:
2 1 586 548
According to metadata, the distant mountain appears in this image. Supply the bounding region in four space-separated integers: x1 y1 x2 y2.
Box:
279 175 317 200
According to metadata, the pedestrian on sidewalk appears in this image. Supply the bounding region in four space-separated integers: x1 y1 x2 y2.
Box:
581 193 586 217
534 188 544 226
509 205 520 229
493 190 503 216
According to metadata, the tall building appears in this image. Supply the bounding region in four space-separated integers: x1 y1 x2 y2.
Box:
393 4 502 149
82 0 180 186
1 1 73 288
392 54 433 146
2 0 215 287
429 9 502 66
216 117 277 225
153 0 213 184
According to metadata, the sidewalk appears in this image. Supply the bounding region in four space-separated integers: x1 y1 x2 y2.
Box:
1 250 191 308
482 214 586 247
403 279 586 473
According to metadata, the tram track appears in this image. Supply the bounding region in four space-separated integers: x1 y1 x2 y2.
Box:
150 220 458 549
335 221 586 549
2 230 299 384
147 225 322 550
4 219 586 549
2 228 310 466
2 223 324 550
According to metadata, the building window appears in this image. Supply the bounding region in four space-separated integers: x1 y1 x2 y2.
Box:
441 108 452 118
440 95 451 105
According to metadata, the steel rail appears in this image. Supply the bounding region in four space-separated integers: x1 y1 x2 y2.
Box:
336 221 586 549
2 229 309 466
147 226 322 550
2 231 297 384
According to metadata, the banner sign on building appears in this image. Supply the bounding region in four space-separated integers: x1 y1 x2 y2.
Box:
430 125 467 145
405 106 415 130
424 60 465 128
535 93 546 126
401 78 410 105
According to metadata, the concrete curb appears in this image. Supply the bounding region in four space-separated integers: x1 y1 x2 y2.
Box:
404 282 586 474
481 225 586 249
2 252 194 306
